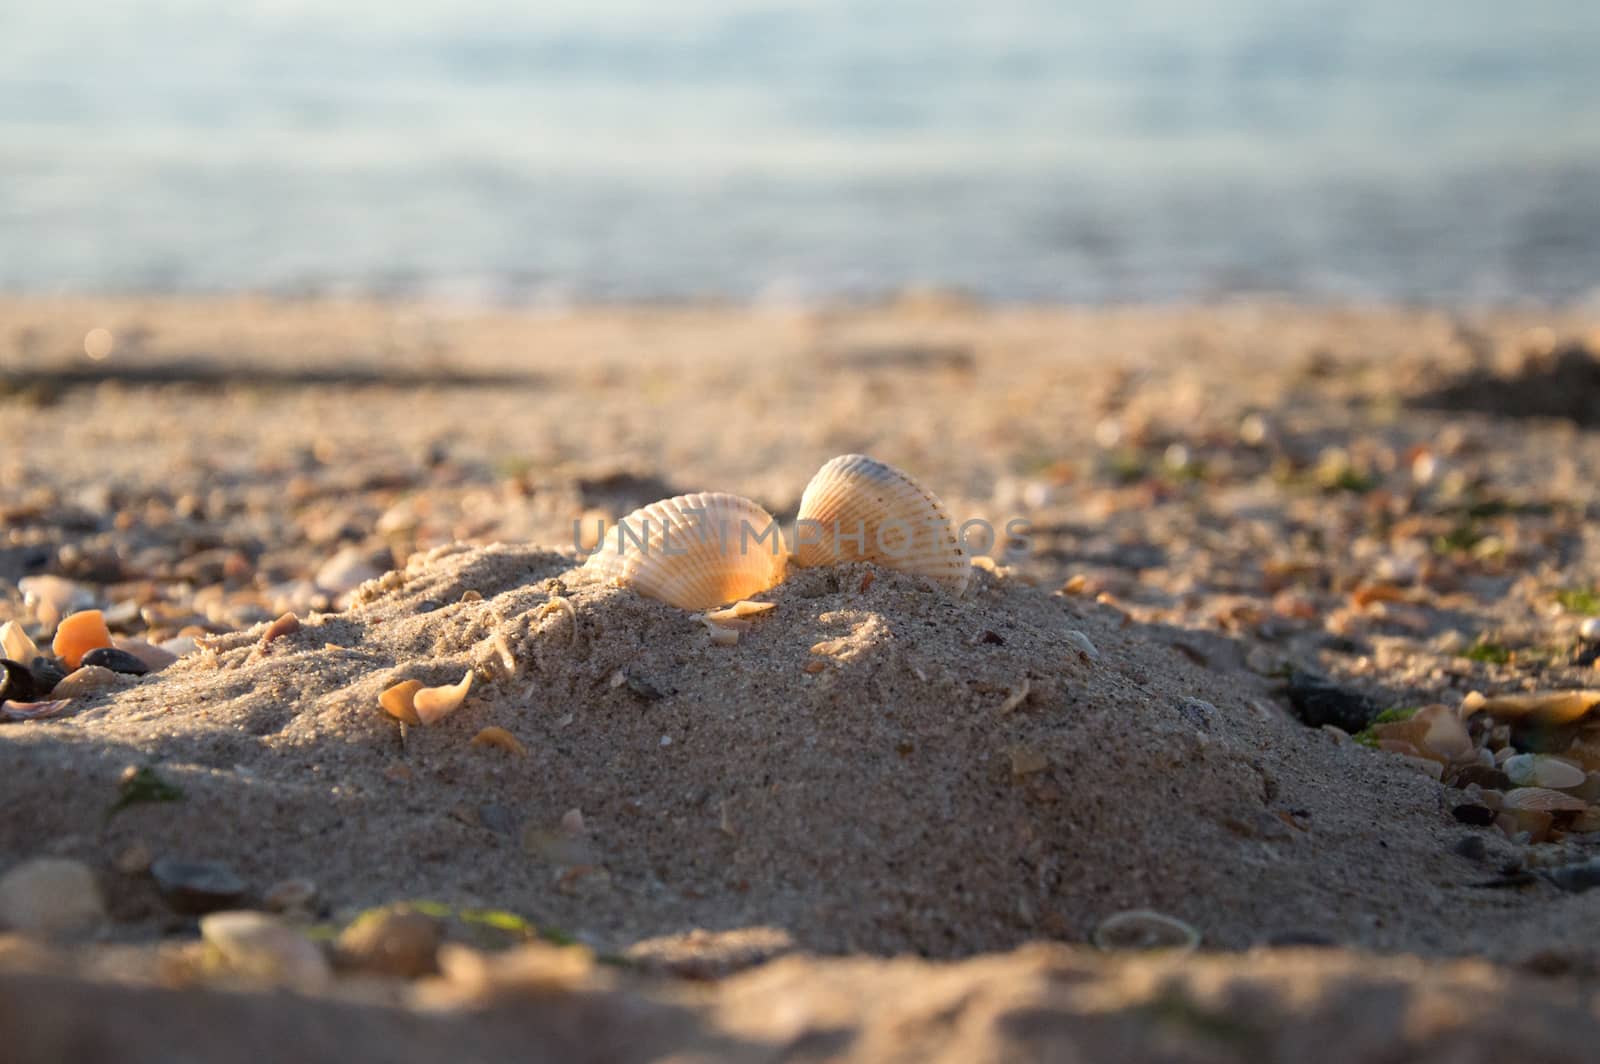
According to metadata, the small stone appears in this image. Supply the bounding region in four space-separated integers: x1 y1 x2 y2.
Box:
1261 930 1338 948
1451 804 1497 826
49 665 121 699
1452 763 1511 791
1503 754 1587 790
1285 671 1379 732
114 843 154 875
1581 618 1600 643
0 858 105 936
1452 835 1489 861
1064 630 1100 662
1544 858 1600 893
0 659 42 703
200 911 331 988
336 908 443 978
150 858 247 915
262 878 318 914
78 647 150 676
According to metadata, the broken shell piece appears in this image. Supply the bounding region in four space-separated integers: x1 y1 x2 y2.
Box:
471 726 527 757
379 680 424 726
794 454 969 596
0 621 40 664
414 672 474 725
52 610 113 670
1501 787 1588 813
1460 690 1600 725
1 699 73 722
1092 910 1200 954
707 626 741 647
997 677 1032 715
583 493 788 611
704 600 777 623
260 612 301 647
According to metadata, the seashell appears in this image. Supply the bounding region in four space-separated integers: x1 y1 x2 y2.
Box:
794 454 969 595
1460 689 1600 725
414 671 473 725
0 659 43 703
471 726 527 757
50 666 121 699
1500 787 1587 813
260 612 301 647
583 493 787 611
1 698 73 722
1503 754 1587 791
704 600 777 623
379 680 424 725
0 621 40 664
51 610 112 670
1092 909 1200 954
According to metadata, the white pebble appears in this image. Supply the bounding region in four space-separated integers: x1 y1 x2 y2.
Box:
200 911 331 988
1580 617 1600 643
0 858 104 937
659 735 672 747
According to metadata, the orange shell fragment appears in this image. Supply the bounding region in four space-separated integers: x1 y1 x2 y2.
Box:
52 610 113 669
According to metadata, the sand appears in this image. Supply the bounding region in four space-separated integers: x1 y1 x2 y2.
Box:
4 297 1600 1060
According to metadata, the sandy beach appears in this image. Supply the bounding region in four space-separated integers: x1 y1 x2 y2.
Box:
5 296 1600 1061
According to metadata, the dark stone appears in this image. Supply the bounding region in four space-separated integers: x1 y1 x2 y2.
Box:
1545 858 1600 893
26 656 67 695
1262 930 1339 948
1451 764 1511 791
1451 804 1497 827
1452 835 1489 861
150 858 247 915
0 659 42 703
980 630 1005 645
623 671 666 701
79 647 150 676
1284 671 1379 732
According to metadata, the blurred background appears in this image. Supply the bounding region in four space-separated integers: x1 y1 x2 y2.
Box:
3 0 1598 306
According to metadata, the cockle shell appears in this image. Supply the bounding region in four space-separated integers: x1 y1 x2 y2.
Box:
794 454 970 596
583 492 787 611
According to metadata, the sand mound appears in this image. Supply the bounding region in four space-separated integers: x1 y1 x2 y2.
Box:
0 542 1546 957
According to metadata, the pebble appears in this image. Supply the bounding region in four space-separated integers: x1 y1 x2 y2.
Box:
79 647 150 676
0 659 43 703
1452 835 1489 861
1582 618 1600 643
113 843 154 875
1451 804 1497 827
1285 671 1379 732
335 908 443 978
1503 754 1586 791
1544 858 1600 893
50 665 121 700
262 877 318 914
1064 630 1100 662
150 857 247 915
0 858 105 936
200 911 331 988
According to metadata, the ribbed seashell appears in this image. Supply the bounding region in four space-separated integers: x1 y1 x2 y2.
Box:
794 454 969 595
583 493 788 611
1501 786 1587 813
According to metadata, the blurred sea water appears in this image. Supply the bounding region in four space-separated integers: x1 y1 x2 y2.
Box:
3 0 1598 304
